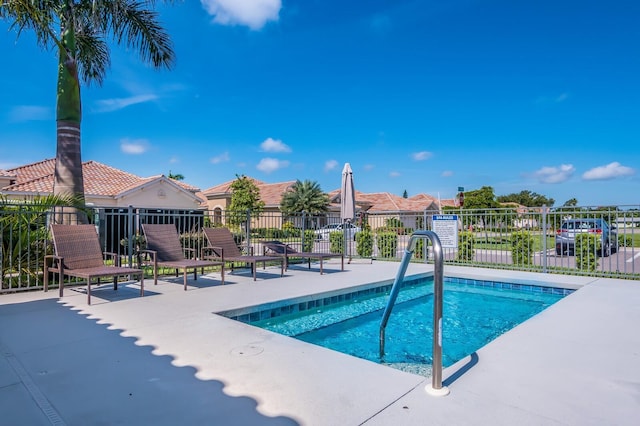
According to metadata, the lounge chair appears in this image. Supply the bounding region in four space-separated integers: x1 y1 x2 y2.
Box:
44 224 144 305
201 227 284 281
141 224 224 290
262 240 344 275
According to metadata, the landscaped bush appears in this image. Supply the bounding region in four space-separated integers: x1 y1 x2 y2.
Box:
618 234 633 247
414 237 425 260
457 231 474 261
356 229 373 257
302 230 315 252
282 221 299 237
575 233 599 272
329 231 344 254
376 232 397 258
510 231 534 265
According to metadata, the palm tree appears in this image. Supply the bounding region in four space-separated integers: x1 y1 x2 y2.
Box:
168 171 185 181
0 1 175 212
280 180 330 215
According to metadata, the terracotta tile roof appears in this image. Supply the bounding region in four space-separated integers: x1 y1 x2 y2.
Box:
5 158 56 185
202 177 294 207
3 160 143 196
142 174 200 193
0 169 16 178
327 189 442 212
201 177 266 196
2 159 201 198
260 181 295 206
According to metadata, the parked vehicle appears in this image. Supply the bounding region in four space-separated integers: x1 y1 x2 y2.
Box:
314 223 361 240
555 218 618 257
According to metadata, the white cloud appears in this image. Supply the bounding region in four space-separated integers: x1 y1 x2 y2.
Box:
411 151 433 161
531 164 575 184
389 171 401 178
120 138 149 155
324 160 338 172
556 93 569 102
363 164 375 171
441 170 453 177
257 157 289 173
169 156 179 164
260 137 291 153
200 0 281 30
210 151 230 164
94 94 158 113
8 105 52 122
582 162 635 181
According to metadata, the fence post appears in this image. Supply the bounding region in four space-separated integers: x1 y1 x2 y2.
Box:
127 205 134 267
246 209 251 254
301 211 307 248
542 205 548 273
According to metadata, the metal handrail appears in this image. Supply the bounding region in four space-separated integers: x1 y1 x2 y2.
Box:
379 230 449 396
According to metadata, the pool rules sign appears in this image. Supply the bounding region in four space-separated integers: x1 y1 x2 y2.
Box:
432 215 458 248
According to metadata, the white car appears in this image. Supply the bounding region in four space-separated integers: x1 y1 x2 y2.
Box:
314 223 361 240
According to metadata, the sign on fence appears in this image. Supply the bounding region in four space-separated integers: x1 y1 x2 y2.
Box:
432 215 458 248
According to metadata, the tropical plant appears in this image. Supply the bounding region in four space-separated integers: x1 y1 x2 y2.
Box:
280 180 330 215
227 175 265 228
168 171 185 181
0 1 175 208
1 195 84 288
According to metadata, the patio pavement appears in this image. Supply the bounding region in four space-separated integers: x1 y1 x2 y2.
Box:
1 260 638 425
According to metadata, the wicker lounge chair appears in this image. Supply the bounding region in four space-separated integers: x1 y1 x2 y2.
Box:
44 224 144 305
262 240 344 275
141 224 224 290
201 227 284 281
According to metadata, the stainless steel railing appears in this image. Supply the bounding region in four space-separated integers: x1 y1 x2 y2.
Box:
379 230 449 396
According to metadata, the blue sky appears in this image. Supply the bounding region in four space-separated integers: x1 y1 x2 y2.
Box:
1 0 638 207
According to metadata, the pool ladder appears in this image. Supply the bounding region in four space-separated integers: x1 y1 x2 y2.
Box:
379 230 450 396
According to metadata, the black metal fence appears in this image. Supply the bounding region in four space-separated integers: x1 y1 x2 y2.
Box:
2 203 639 292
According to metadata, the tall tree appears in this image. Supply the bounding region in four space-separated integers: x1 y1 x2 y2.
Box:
228 175 265 228
497 190 555 207
1 1 175 210
280 180 330 215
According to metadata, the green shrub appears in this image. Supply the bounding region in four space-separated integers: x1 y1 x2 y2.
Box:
618 234 633 247
302 230 315 252
575 233 599 272
376 232 397 258
457 231 474 261
282 221 299 237
329 231 344 254
510 231 534 265
414 238 425 260
356 230 374 257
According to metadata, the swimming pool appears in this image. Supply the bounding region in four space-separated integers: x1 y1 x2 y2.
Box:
225 276 572 375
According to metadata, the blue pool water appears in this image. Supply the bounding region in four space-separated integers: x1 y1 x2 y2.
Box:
242 277 571 374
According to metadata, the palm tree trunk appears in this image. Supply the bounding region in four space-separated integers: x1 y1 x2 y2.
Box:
52 22 86 224
53 120 87 223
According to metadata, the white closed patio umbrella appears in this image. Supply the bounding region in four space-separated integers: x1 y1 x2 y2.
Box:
341 163 356 261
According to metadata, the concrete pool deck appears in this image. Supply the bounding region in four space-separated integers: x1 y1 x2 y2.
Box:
1 260 638 425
